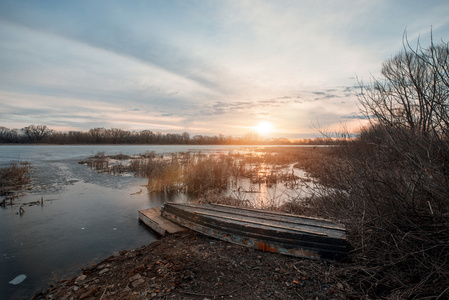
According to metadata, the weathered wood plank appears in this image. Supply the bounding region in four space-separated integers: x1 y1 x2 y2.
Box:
163 203 345 239
210 203 344 229
162 204 346 247
171 202 345 233
138 207 186 236
194 210 328 236
161 202 348 261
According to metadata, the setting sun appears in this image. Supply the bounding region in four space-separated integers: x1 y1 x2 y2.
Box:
255 121 273 135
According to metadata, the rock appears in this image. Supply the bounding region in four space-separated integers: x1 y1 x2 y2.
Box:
99 268 109 275
75 274 87 284
78 286 100 300
129 273 142 282
131 278 145 288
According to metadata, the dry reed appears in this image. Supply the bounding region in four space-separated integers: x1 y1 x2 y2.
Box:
0 162 32 203
81 149 314 207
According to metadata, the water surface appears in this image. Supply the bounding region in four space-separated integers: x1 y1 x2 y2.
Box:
1 145 233 299
0 144 307 299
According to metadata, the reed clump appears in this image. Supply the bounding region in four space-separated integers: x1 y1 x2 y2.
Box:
144 150 314 195
0 162 32 202
80 152 109 172
81 149 314 202
182 154 231 193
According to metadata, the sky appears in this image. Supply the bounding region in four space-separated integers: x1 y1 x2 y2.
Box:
1 0 448 139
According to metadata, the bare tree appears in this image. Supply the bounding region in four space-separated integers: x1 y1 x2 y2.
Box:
109 128 130 144
304 33 449 298
21 125 53 142
0 126 10 143
89 128 108 143
181 132 190 144
359 33 449 138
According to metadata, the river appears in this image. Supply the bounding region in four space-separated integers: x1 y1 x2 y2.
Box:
1 144 292 299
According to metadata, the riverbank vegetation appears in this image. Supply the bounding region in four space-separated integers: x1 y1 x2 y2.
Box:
0 162 32 205
297 36 449 298
81 147 317 209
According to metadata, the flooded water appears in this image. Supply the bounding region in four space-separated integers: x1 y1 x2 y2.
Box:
0 144 314 299
1 145 259 299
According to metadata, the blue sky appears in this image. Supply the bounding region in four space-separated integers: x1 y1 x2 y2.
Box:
1 0 448 139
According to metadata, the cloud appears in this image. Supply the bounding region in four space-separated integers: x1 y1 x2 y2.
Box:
1 0 449 138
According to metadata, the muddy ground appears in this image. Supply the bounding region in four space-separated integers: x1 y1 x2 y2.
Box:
32 231 367 300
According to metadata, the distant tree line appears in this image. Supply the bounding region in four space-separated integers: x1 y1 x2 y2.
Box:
0 125 332 145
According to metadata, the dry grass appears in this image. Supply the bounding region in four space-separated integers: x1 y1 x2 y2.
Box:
0 162 32 202
81 149 316 206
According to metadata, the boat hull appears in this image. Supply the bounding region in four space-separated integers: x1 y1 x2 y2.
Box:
161 202 347 261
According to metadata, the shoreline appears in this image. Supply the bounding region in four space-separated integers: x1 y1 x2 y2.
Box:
32 231 361 299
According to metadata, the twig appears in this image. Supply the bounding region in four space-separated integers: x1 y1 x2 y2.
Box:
437 286 449 300
99 285 108 300
427 201 434 215
294 289 304 300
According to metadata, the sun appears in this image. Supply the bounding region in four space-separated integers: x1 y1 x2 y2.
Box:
255 121 273 135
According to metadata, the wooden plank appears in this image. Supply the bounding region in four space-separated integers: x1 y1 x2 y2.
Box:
168 202 345 232
162 204 346 247
138 207 186 236
193 206 343 237
193 210 328 236
164 203 345 239
211 203 343 227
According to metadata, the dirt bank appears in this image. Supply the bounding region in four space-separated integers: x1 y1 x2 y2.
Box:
32 231 365 300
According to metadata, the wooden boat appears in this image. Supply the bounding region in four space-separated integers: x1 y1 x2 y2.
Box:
160 202 347 261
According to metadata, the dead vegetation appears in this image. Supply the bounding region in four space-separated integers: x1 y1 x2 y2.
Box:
289 135 449 299
289 35 449 299
81 148 315 200
0 161 32 205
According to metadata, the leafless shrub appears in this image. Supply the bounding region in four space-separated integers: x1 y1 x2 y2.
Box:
298 34 449 298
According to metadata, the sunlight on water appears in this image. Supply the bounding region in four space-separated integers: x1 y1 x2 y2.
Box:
0 144 314 299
